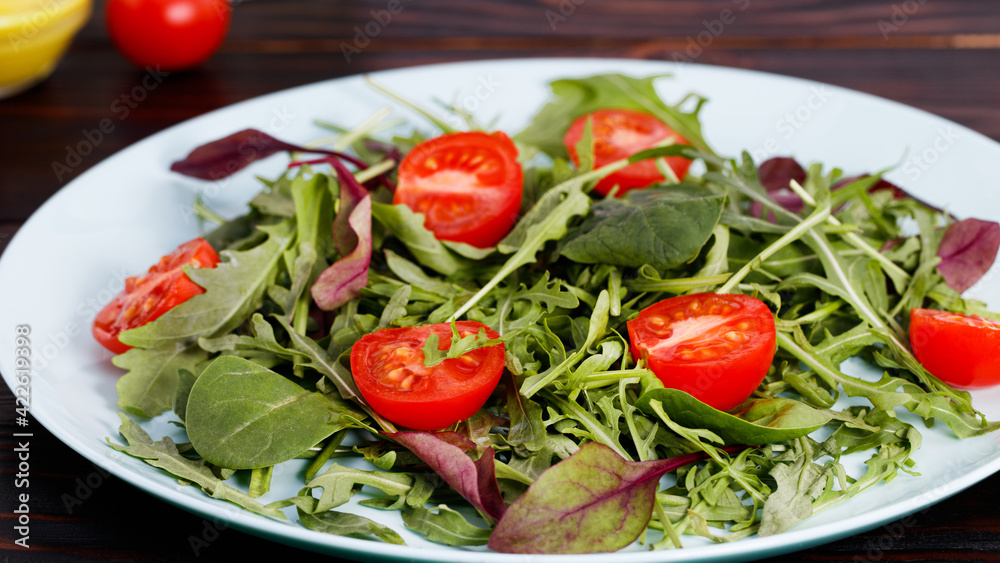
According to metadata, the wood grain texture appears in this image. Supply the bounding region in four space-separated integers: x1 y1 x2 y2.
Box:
3 0 1000 560
73 0 1000 41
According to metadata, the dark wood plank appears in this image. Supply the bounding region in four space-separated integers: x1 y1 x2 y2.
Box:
76 0 1000 41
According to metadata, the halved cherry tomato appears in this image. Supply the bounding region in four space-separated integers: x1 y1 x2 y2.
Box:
910 308 1000 389
350 321 505 430
564 108 693 197
93 238 220 354
394 131 523 248
627 293 776 411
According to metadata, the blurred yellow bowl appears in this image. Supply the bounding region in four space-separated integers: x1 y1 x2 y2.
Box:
0 0 91 99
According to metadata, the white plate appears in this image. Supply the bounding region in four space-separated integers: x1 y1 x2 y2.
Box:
3 58 1000 562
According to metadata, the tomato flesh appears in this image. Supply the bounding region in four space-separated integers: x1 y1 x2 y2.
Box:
106 0 231 71
910 308 1000 389
563 108 693 197
394 131 523 248
627 293 776 411
350 321 505 430
93 238 220 354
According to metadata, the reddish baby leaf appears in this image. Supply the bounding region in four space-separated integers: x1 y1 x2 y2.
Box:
170 129 302 180
310 194 371 311
751 157 808 219
754 158 943 221
937 218 1000 293
488 442 708 554
172 128 397 191
389 431 507 522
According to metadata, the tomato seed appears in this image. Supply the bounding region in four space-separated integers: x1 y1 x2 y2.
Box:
725 331 749 343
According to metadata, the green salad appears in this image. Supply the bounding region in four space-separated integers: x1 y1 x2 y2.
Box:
99 73 1000 554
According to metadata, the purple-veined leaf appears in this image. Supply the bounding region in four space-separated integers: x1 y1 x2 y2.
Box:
751 157 807 219
753 158 942 221
310 194 371 311
937 217 1000 293
328 156 368 257
171 128 396 191
488 442 710 554
389 431 507 522
170 129 302 180
306 155 374 311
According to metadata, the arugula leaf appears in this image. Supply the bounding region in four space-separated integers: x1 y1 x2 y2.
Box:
305 464 413 512
113 343 207 418
299 506 405 544
515 74 712 157
758 439 829 536
452 183 591 320
108 414 285 520
371 202 469 275
120 222 294 348
402 505 491 546
185 356 354 469
560 184 724 270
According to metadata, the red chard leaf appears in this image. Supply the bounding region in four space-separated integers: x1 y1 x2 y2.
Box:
389 431 507 522
172 128 398 191
937 218 1000 293
759 157 807 196
170 129 302 180
488 442 710 554
752 157 807 219
310 194 371 310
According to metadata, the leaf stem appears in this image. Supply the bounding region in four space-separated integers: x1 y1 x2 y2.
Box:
789 180 911 289
365 76 459 134
718 201 830 294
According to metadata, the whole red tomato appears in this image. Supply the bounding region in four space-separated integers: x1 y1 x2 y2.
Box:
106 0 231 71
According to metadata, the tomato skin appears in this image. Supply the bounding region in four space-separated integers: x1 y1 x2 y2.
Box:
627 293 776 411
106 0 231 71
93 238 220 354
910 308 1000 389
394 131 523 249
563 108 692 197
350 322 505 431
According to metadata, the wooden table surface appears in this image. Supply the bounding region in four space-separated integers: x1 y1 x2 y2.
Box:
4 0 1000 560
